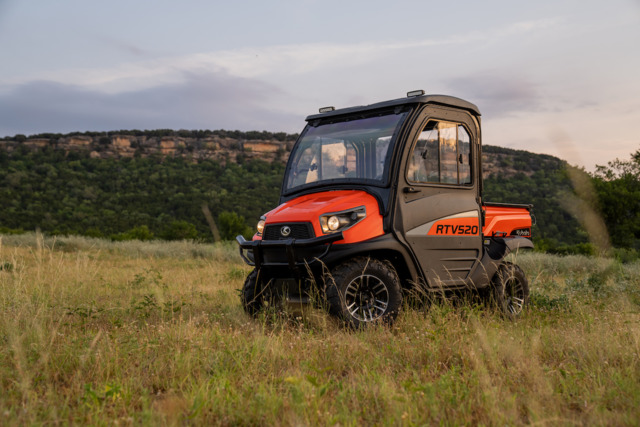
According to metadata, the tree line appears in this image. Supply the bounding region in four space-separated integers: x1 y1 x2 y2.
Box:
0 142 638 259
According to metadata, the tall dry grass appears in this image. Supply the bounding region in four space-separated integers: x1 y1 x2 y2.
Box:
1 235 639 425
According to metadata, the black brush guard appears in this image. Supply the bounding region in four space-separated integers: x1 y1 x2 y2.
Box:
236 232 344 270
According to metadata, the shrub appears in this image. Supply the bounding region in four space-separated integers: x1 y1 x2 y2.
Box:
111 225 154 241
614 247 640 264
160 220 198 241
218 211 253 241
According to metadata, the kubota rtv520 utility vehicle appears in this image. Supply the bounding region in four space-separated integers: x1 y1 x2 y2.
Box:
237 90 533 326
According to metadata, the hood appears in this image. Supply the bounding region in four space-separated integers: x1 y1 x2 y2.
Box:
265 190 378 224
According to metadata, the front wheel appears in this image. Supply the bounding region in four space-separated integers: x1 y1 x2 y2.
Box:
492 262 529 318
325 257 402 328
241 269 269 316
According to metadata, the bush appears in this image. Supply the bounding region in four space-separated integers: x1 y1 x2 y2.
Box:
0 226 26 235
218 211 253 241
552 242 597 256
84 228 104 238
160 220 198 241
111 225 154 241
535 238 597 256
613 247 640 264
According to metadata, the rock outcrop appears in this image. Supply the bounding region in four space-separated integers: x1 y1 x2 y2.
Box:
1 133 290 163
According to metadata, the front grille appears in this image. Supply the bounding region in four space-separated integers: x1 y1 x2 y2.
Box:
263 223 315 240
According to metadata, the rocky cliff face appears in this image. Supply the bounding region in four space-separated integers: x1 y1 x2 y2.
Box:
2 134 291 163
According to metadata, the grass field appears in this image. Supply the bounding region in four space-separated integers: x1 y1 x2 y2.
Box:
1 233 639 425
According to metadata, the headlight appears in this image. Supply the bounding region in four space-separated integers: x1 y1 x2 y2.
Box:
256 216 266 235
320 206 366 234
327 215 340 231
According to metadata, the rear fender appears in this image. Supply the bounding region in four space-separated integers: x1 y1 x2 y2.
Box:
505 237 534 253
470 237 533 289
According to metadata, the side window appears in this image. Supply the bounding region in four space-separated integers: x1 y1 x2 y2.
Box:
458 126 471 184
407 120 472 185
439 123 458 184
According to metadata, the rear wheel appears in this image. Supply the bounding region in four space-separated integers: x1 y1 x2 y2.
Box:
325 257 402 328
492 262 529 318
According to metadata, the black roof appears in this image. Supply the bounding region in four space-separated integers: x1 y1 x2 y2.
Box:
306 93 481 122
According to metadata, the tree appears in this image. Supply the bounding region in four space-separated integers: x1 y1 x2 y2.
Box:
218 211 253 240
592 150 640 249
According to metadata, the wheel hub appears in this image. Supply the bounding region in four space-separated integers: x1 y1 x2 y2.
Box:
505 277 525 315
344 274 389 322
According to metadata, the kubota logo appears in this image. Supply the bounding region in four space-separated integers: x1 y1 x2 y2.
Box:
512 228 531 237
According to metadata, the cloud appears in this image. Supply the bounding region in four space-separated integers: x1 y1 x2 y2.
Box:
172 18 559 81
1 17 558 94
95 35 149 57
443 72 541 117
0 71 300 136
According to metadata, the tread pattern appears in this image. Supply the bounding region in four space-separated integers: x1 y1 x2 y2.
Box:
241 269 263 317
492 262 529 319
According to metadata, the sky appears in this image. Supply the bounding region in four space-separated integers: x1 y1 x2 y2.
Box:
0 0 638 170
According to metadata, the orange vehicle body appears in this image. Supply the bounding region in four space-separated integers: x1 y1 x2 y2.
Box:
483 205 532 237
252 190 384 244
253 190 532 242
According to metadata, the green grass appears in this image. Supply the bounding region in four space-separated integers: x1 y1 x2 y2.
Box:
1 234 639 425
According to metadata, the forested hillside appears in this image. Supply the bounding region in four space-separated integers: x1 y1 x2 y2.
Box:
0 147 283 240
481 145 589 249
1 130 624 251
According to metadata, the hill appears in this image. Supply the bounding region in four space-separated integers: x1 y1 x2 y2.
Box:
0 131 585 247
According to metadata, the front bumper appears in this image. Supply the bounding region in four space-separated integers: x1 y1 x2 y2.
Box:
236 232 344 270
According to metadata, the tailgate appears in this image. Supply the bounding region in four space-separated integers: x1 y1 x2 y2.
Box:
483 202 533 238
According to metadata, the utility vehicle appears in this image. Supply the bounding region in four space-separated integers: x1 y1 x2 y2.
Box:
237 90 533 327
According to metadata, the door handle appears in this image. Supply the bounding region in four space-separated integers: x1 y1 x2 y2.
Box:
403 187 420 194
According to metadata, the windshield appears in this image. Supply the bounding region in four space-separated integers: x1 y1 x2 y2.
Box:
284 112 407 192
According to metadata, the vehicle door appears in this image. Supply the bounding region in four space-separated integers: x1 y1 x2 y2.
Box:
396 106 482 288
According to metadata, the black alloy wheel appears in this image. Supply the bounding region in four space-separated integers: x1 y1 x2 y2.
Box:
325 257 402 328
492 262 529 318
